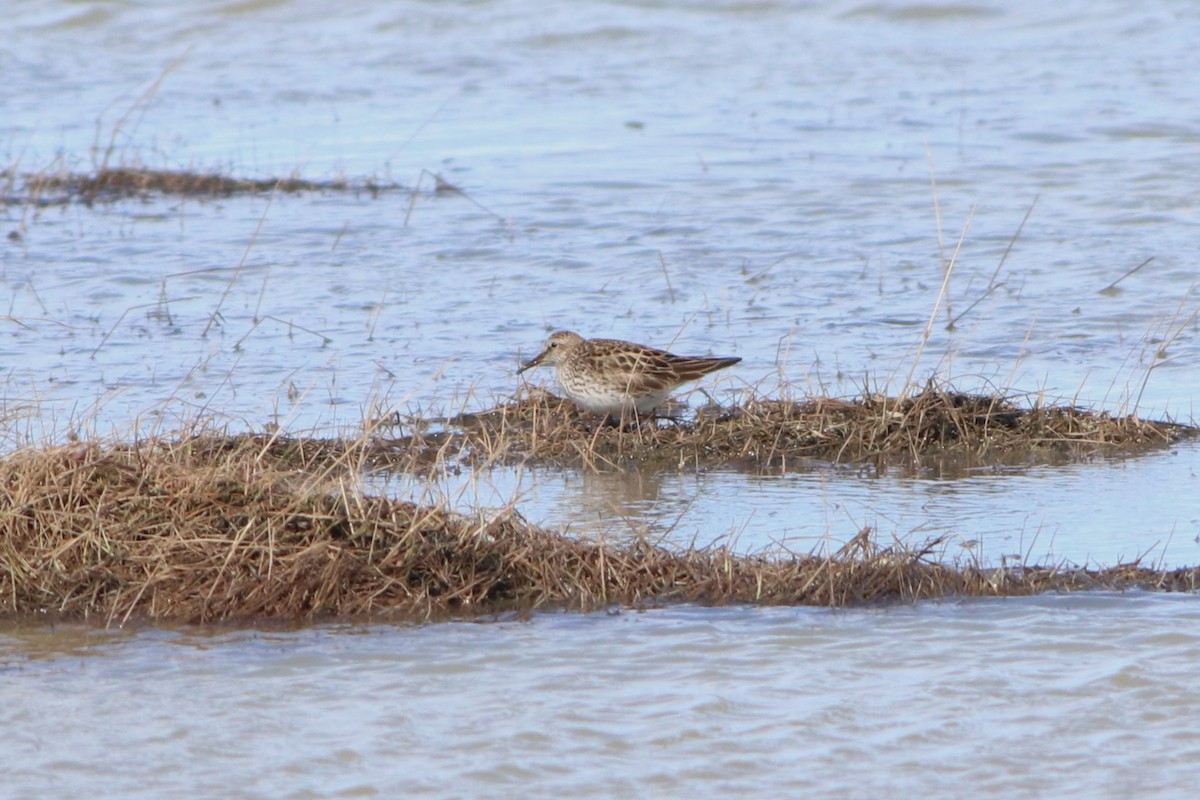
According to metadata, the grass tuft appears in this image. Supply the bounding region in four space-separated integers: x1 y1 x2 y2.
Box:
379 383 1198 473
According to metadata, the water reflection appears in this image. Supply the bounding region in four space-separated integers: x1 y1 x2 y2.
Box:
379 437 1200 569
558 467 675 538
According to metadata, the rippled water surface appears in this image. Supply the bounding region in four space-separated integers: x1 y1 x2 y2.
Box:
4 595 1200 799
4 0 1200 795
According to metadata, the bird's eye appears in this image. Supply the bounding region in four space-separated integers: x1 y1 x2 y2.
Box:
549 341 558 348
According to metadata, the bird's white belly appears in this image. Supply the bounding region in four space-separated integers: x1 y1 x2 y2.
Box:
561 384 668 416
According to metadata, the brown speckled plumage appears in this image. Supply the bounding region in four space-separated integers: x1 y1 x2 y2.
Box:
517 330 740 420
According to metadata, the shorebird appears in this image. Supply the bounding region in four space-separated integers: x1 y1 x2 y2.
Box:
517 330 740 423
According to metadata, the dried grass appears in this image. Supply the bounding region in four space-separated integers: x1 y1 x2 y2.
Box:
383 384 1198 472
2 434 1196 625
2 166 401 205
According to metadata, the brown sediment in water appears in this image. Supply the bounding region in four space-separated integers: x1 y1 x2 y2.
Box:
3 166 402 204
380 384 1199 472
1 432 1197 625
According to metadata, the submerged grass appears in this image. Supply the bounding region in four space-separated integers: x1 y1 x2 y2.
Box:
2 166 403 206
2 431 1197 625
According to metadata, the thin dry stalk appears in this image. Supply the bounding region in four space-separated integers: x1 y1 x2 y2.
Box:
203 184 277 337
899 206 973 400
948 194 1037 330
93 52 190 179
1131 299 1200 417
1101 256 1156 295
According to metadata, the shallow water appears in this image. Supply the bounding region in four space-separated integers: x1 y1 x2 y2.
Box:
3 0 1200 795
392 442 1200 567
4 0 1199 565
4 594 1200 799
5 0 1198 433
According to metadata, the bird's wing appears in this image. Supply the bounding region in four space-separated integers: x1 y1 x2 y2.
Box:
663 354 742 382
592 343 681 395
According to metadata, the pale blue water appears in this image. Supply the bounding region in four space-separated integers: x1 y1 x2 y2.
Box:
412 447 1200 567
3 1 1200 796
4 594 1200 799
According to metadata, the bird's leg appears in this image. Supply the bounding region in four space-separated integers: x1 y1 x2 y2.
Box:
621 407 658 432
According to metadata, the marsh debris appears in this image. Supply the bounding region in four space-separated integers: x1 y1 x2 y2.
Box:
2 436 1196 625
380 385 1198 472
3 166 404 205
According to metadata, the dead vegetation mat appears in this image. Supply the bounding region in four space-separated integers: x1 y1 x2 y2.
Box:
393 385 1198 472
2 434 1197 625
4 167 401 205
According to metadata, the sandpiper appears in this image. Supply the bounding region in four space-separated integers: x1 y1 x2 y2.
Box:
517 330 741 422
